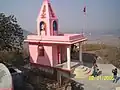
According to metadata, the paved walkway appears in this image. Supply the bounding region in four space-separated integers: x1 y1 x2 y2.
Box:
72 64 120 90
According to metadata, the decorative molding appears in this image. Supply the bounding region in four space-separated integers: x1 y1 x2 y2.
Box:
48 3 55 18
41 5 46 18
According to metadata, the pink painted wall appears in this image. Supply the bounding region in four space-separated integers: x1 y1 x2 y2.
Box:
0 88 13 90
29 44 53 66
37 0 58 36
29 43 68 67
37 45 53 66
29 45 38 63
27 34 85 42
52 45 58 66
52 44 68 65
61 45 67 62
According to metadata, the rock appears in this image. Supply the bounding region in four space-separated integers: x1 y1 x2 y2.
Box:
24 83 34 90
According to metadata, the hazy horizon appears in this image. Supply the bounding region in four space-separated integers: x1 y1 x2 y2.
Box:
0 0 120 33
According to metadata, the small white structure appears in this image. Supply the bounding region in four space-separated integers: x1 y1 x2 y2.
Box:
0 63 13 90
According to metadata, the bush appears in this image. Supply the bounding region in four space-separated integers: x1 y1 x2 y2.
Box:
95 47 120 68
106 47 120 68
0 50 26 67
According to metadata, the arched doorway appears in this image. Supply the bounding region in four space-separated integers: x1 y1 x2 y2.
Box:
53 20 58 31
40 21 46 31
40 21 46 35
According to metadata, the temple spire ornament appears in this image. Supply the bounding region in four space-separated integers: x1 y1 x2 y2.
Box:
37 0 58 36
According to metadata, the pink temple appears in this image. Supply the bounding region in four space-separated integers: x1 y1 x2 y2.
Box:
24 0 87 71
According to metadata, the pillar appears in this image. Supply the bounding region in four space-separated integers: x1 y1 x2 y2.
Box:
58 53 61 64
57 71 61 86
58 46 61 64
79 42 82 63
67 45 71 70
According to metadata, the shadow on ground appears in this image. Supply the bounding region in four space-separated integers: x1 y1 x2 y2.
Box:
116 77 120 83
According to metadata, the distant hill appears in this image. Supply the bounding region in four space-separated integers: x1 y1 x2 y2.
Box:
23 29 32 39
64 29 120 47
85 29 120 47
61 29 120 37
103 29 120 37
83 29 120 37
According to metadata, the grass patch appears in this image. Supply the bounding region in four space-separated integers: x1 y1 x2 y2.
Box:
83 44 107 51
0 49 29 67
95 46 120 68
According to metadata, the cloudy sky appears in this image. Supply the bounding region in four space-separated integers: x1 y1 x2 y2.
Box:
0 0 120 33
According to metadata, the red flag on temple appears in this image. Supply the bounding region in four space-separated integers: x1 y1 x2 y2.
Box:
83 6 86 15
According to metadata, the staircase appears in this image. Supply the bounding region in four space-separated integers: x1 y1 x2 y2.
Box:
55 61 93 79
71 65 93 79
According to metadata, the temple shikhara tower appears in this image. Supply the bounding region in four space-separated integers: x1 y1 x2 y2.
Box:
37 0 58 36
24 0 91 80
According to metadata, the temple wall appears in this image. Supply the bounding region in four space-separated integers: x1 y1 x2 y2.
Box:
37 45 53 66
29 43 68 66
29 45 38 63
29 44 53 66
52 45 59 66
61 45 67 63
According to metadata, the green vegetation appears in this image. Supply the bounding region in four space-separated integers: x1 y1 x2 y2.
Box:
0 51 24 66
83 43 107 51
0 13 24 66
83 43 120 68
71 43 120 68
0 13 24 51
95 47 120 68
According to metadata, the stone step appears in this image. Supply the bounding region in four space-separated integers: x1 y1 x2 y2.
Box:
72 66 92 79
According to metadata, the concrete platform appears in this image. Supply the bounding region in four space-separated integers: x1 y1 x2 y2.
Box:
55 61 93 79
55 61 80 70
72 64 120 90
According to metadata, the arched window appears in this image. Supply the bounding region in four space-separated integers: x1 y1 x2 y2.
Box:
53 21 58 31
40 21 46 31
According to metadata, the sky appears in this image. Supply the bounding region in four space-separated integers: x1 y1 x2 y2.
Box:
0 0 120 33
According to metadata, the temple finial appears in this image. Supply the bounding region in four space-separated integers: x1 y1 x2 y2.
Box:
37 0 57 36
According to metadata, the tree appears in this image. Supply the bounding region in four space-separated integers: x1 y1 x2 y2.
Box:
95 46 120 68
0 13 24 52
0 13 24 66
